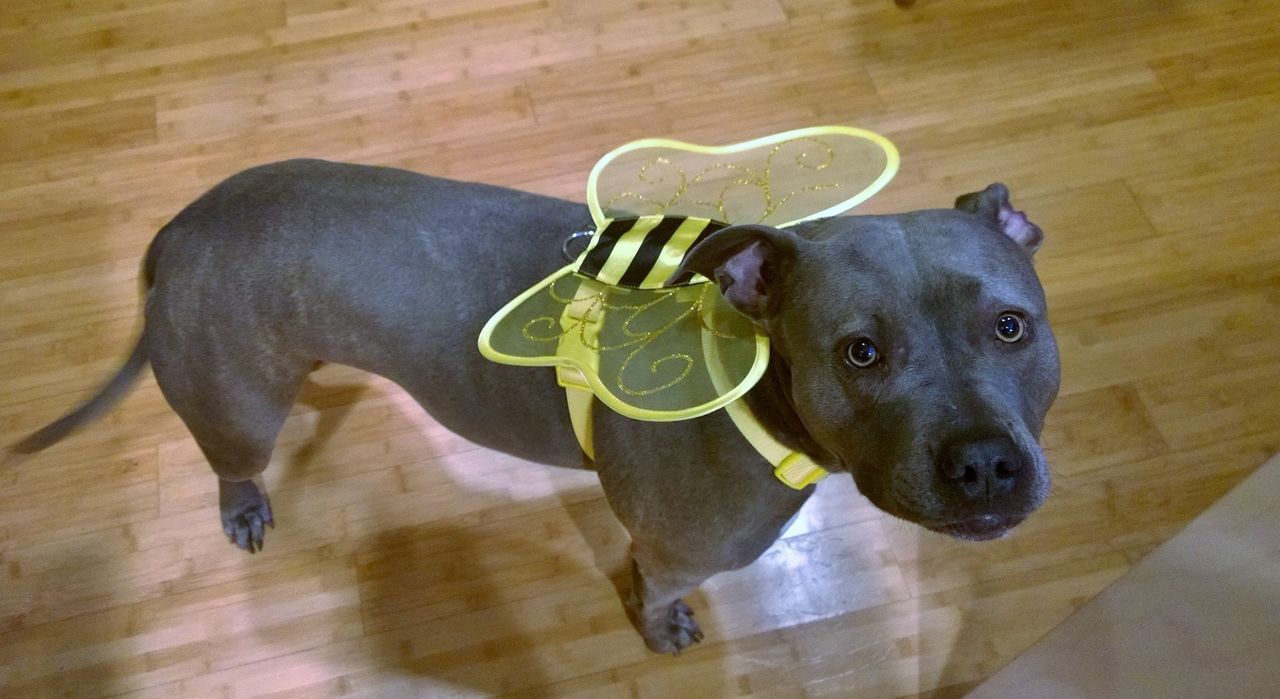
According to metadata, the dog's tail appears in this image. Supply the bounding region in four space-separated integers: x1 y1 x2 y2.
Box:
8 336 150 455
6 225 170 458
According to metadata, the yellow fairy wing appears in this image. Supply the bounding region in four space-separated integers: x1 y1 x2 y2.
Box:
586 125 899 227
481 126 898 422
477 266 768 421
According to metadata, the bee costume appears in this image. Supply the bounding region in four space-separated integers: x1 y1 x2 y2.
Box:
478 126 898 489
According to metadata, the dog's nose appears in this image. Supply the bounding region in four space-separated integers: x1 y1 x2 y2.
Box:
940 436 1023 501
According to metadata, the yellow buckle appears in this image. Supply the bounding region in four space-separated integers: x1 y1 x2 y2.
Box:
773 453 829 490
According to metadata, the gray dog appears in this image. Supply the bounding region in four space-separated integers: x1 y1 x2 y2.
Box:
11 159 1059 654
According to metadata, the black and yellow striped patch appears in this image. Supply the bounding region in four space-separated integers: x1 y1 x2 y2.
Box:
573 215 726 290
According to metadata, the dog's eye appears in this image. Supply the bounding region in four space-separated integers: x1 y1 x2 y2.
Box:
844 338 880 368
995 313 1026 343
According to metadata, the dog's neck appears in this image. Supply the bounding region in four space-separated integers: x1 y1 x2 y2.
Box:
742 352 838 470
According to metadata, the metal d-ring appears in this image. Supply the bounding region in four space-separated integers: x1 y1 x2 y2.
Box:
560 229 594 262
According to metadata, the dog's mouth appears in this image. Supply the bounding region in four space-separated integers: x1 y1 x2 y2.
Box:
926 514 1025 541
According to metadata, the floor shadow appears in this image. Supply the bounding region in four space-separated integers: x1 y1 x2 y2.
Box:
242 370 669 693
912 528 988 699
0 546 129 695
0 462 140 697
359 521 556 694
356 485 638 695
284 373 373 478
558 492 632 603
121 358 727 693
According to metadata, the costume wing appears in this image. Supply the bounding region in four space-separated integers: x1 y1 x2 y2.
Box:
587 125 898 226
479 127 898 421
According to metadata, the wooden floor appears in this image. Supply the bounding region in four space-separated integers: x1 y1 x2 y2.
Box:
2 0 1278 696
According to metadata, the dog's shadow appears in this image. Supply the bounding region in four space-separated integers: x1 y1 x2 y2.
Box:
913 530 991 699
354 492 648 694
252 371 665 693
284 371 374 478
911 508 1087 697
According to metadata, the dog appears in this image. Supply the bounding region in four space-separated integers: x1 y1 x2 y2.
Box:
10 159 1060 654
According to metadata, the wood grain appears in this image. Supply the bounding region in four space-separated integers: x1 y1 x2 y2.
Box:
2 0 1278 695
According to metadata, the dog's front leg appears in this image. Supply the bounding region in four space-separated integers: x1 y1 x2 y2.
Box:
594 407 814 653
624 546 712 655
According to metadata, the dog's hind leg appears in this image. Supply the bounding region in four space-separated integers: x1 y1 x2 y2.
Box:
150 340 310 553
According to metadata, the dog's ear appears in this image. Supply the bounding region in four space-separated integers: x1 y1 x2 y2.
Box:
955 182 1044 255
667 224 800 321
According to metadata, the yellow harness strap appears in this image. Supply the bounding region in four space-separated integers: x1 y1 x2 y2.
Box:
552 270 826 488
558 367 596 460
560 382 828 490
554 279 602 461
721 398 830 489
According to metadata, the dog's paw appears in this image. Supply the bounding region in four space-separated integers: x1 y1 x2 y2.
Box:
218 480 274 553
641 599 705 655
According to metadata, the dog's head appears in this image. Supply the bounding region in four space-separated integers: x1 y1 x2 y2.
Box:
676 184 1060 540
